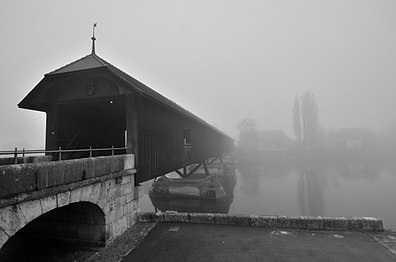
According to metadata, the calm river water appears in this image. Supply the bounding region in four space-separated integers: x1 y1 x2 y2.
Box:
139 161 396 230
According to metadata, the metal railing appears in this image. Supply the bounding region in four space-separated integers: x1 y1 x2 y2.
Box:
0 146 131 164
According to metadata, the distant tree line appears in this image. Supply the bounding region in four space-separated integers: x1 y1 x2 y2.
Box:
236 91 396 163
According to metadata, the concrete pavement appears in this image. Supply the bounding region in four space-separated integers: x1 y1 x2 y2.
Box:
122 222 395 262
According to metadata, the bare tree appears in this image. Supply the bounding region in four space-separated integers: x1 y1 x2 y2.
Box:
293 91 319 149
237 118 257 132
237 118 258 150
293 95 302 142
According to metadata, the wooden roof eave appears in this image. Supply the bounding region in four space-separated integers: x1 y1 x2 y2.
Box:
18 67 122 112
105 67 233 140
18 77 51 112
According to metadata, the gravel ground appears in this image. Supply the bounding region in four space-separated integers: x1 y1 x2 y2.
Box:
86 222 157 262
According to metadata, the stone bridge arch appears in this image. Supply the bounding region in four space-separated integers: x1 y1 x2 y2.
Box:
0 162 138 253
0 201 106 260
0 200 106 249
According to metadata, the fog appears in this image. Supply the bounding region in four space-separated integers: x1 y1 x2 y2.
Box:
1 0 396 149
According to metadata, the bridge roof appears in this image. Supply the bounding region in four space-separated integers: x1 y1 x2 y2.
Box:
20 52 232 139
46 53 107 75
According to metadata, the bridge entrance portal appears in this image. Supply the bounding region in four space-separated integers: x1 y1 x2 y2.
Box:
56 99 126 159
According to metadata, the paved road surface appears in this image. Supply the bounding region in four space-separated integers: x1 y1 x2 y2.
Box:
122 222 395 262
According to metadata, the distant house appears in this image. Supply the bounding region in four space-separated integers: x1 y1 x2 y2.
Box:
337 128 377 149
257 130 292 151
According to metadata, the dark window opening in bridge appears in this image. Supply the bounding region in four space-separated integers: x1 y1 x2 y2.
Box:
0 202 105 262
184 128 191 146
184 128 192 163
57 99 126 159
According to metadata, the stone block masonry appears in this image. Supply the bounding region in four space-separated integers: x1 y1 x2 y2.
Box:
0 172 138 248
0 154 139 250
102 173 139 243
0 155 133 199
138 212 384 232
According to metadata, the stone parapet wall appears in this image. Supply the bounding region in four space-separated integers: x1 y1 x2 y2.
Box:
0 154 134 199
0 155 52 166
138 212 384 232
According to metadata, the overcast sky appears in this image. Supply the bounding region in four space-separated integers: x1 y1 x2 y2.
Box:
1 0 396 149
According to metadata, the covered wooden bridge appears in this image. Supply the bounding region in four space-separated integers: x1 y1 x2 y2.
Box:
18 38 234 183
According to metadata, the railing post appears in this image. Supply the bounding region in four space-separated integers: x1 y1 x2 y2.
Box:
22 148 25 157
58 147 62 161
89 146 92 157
112 145 114 156
14 147 18 164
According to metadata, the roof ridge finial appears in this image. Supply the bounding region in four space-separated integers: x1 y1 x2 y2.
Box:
91 23 97 54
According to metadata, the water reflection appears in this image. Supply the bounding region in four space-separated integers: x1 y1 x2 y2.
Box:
296 165 326 216
140 159 396 230
238 164 291 199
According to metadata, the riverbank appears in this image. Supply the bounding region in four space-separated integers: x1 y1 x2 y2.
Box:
86 222 156 262
138 212 384 232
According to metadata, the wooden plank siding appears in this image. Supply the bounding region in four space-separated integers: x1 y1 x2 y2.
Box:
135 96 233 183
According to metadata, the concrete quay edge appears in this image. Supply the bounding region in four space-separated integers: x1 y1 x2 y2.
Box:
137 212 384 232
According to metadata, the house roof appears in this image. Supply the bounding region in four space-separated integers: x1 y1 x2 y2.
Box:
337 128 375 139
21 52 232 139
257 130 291 144
46 53 107 75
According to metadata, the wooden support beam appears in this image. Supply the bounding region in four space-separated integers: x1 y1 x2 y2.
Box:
174 162 204 179
175 159 215 179
126 95 138 157
185 163 202 178
203 161 209 176
208 156 219 165
126 95 139 185
175 170 184 178
46 105 59 159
